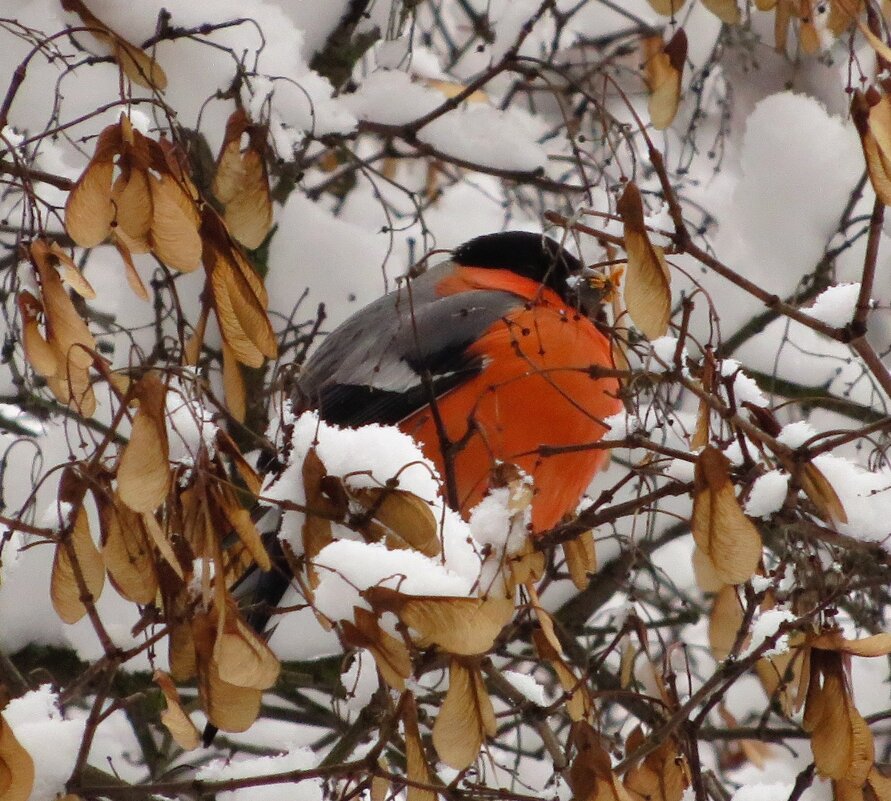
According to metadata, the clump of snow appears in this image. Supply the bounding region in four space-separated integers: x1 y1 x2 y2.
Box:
471 479 534 596
418 105 548 172
0 532 66 652
502 670 548 706
4 686 85 801
745 471 789 518
722 92 862 311
266 410 479 580
198 744 322 801
0 403 43 436
120 106 152 135
166 375 218 464
341 649 378 712
469 483 531 556
776 420 817 449
374 38 446 79
666 458 696 483
313 539 473 623
811 453 890 546
720 359 766 406
0 124 24 151
807 283 861 328
649 336 681 370
722 440 745 466
601 410 632 441
37 500 74 531
341 70 446 126
743 609 797 659
264 192 391 332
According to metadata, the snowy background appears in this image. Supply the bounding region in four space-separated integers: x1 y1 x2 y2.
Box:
0 1 889 800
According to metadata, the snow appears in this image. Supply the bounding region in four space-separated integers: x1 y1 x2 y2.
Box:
745 471 789 518
743 608 797 659
37 500 73 531
776 420 818 449
811 453 891 546
198 744 322 801
279 0 349 58
417 105 550 172
807 282 862 327
469 483 532 556
266 409 480 580
313 539 474 624
706 91 862 334
720 359 767 406
502 670 548 706
649 335 682 370
666 458 696 483
0 0 890 796
374 39 446 79
341 70 446 125
734 94 860 285
341 649 378 712
265 192 392 331
0 539 68 652
4 686 85 801
166 375 218 465
0 404 43 436
601 410 635 441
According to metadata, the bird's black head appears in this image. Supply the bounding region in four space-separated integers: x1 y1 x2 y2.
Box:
453 231 583 305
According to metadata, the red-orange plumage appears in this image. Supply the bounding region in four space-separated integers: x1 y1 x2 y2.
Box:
400 265 621 532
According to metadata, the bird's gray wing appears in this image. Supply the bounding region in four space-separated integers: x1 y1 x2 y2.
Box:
295 263 520 426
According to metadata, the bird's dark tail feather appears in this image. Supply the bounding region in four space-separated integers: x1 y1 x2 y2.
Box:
201 532 291 747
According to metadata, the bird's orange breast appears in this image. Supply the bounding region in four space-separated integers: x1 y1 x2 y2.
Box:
400 266 621 532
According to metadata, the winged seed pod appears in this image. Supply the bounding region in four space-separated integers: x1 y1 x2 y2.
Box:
65 117 202 274
341 607 412 690
213 109 273 249
363 586 514 656
97 490 158 605
402 694 436 801
533 628 593 722
643 30 687 130
61 0 167 90
154 671 200 751
645 0 686 13
432 659 497 769
563 529 596 590
700 0 742 24
24 241 98 414
50 504 105 625
0 711 34 801
617 182 672 339
192 609 264 734
346 486 440 557
567 722 632 801
213 613 281 690
802 650 874 784
221 341 247 422
852 88 891 206
623 727 689 801
691 446 762 585
117 372 171 513
201 210 277 368
799 461 848 524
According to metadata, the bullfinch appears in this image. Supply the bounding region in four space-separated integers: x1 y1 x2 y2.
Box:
295 229 621 529
203 230 620 745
